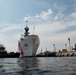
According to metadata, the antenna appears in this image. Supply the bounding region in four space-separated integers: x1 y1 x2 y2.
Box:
65 44 67 50
26 20 28 27
33 26 35 34
68 38 71 51
53 44 56 52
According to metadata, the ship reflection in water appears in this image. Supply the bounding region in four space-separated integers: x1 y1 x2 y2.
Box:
17 57 76 75
17 57 39 75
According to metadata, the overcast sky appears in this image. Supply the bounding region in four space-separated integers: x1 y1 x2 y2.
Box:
0 0 76 53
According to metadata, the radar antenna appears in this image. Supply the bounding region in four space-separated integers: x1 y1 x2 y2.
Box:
24 21 29 36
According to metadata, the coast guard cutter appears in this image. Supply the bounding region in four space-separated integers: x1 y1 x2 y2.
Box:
18 21 40 57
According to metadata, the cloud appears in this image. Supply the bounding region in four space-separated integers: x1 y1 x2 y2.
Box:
24 9 53 21
70 12 76 19
54 2 67 12
36 9 53 19
54 12 64 20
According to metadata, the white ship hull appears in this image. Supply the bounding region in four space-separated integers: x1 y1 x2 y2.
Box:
18 35 40 57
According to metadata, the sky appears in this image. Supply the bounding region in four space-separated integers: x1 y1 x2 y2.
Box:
0 0 76 53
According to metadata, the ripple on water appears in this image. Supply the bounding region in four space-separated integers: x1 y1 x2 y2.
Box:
0 57 76 75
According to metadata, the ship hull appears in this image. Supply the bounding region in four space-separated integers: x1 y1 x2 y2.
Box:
18 35 40 57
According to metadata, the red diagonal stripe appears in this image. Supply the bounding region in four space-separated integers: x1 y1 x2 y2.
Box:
18 43 24 56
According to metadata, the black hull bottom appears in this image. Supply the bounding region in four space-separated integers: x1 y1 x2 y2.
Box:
20 56 36 58
0 53 20 58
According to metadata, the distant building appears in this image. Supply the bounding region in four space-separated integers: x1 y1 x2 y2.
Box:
72 44 76 51
44 50 51 55
62 49 67 53
75 44 76 50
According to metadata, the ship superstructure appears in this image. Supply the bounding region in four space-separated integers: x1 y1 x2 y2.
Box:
0 44 7 56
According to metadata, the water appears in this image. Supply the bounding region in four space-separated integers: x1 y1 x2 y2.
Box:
0 57 76 75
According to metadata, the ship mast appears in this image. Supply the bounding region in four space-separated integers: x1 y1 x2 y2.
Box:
24 21 29 36
33 26 35 34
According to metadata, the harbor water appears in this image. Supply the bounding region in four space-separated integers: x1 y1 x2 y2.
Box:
0 57 76 75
